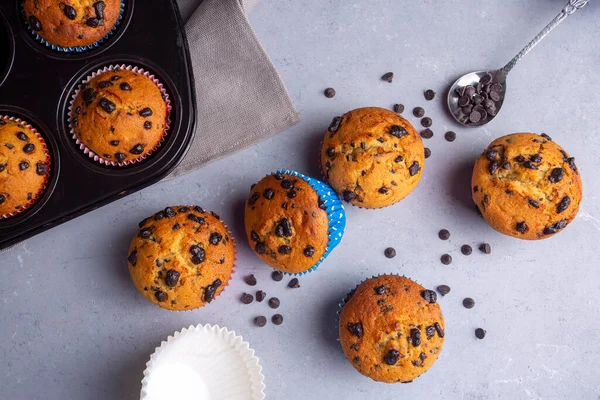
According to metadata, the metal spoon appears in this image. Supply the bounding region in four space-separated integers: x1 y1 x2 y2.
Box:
448 0 589 127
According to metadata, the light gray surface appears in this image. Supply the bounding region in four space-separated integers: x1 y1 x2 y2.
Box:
2 0 600 399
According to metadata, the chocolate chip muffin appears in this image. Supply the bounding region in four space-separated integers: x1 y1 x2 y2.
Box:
472 133 583 240
0 117 51 217
128 206 235 311
70 67 169 165
245 172 331 274
339 275 444 383
321 107 424 209
23 0 122 49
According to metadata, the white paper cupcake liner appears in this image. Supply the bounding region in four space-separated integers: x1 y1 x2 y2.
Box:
0 115 51 220
141 324 266 400
67 64 172 167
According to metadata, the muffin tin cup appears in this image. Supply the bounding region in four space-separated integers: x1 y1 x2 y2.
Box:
140 324 266 400
67 64 172 167
274 169 346 276
21 0 126 53
0 115 52 220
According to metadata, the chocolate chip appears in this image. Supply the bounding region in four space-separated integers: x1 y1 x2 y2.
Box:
567 157 578 173
530 154 542 163
144 121 152 130
458 95 470 107
463 297 475 309
425 326 436 340
98 98 116 114
127 250 137 266
383 349 400 365
445 131 456 142
540 133 552 141
241 293 254 304
22 143 35 154
375 285 386 295
420 129 433 139
272 314 284 325
287 189 296 198
347 322 363 338
437 285 451 296
139 108 153 117
278 245 291 255
422 289 437 304
441 254 452 265
549 168 564 183
465 85 476 97
462 104 473 114
378 187 389 194
115 153 126 163
28 15 43 31
245 274 257 286
324 88 336 98
190 246 206 264
489 160 499 175
516 222 528 233
209 232 223 245
272 271 283 281
381 72 394 83
461 245 472 255
543 219 567 235
328 116 342 135
515 155 526 163
250 231 260 243
155 291 167 302
281 179 293 189
393 104 405 113
15 131 29 142
254 316 267 327
99 80 114 89
288 278 300 288
421 117 432 128
409 328 421 346
19 162 30 171
434 322 445 338
179 206 190 213
93 1 105 19
557 196 571 214
86 18 100 28
275 218 293 237
475 328 486 339
424 89 436 101
438 229 450 240
204 279 222 303
61 4 77 20
268 297 280 309
413 107 425 118
172 223 180 231
254 290 266 302
424 147 431 158
303 246 315 257
343 190 357 202
469 111 482 123
502 162 511 169
326 148 335 158
383 247 396 259
479 243 492 254
127 144 144 155
119 82 131 91
390 125 408 138
248 192 260 206
523 161 538 170
394 155 404 163
409 161 420 176
164 270 181 287
255 242 266 254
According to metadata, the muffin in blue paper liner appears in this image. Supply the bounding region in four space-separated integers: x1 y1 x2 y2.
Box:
245 169 346 276
22 0 125 53
337 274 445 383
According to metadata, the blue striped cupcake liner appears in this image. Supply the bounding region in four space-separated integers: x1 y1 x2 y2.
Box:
274 169 346 276
22 0 125 53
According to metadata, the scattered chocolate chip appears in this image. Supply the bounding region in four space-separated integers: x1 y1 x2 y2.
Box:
241 293 254 304
245 274 257 286
328 116 342 134
437 285 451 296
441 254 452 265
393 104 405 113
390 125 408 138
303 245 315 257
409 161 421 176
256 290 266 302
324 88 336 98
129 144 145 155
421 117 432 128
343 190 357 202
254 316 267 327
516 222 528 233
549 168 564 183
347 322 363 338
272 271 283 281
424 147 431 158
127 250 137 266
475 328 486 339
463 297 475 309
438 229 450 240
461 245 472 255
409 328 421 346
268 297 280 309
155 291 167 302
557 196 571 214
424 89 436 101
422 290 437 304
420 128 433 139
413 107 425 118
288 278 300 288
272 314 284 325
384 247 396 259
381 72 394 82
445 131 456 142
479 243 491 254
120 82 131 91
99 98 116 113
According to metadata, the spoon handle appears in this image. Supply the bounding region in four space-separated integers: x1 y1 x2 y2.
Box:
501 0 588 75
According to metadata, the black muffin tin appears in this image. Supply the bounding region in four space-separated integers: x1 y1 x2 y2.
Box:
0 0 196 250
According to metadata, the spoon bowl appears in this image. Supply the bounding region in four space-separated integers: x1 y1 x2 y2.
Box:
447 70 507 127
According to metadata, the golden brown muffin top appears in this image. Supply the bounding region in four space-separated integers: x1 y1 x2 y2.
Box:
339 275 444 383
71 68 168 165
321 107 424 209
23 0 122 48
128 206 235 311
0 118 51 216
472 132 582 240
245 173 329 274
